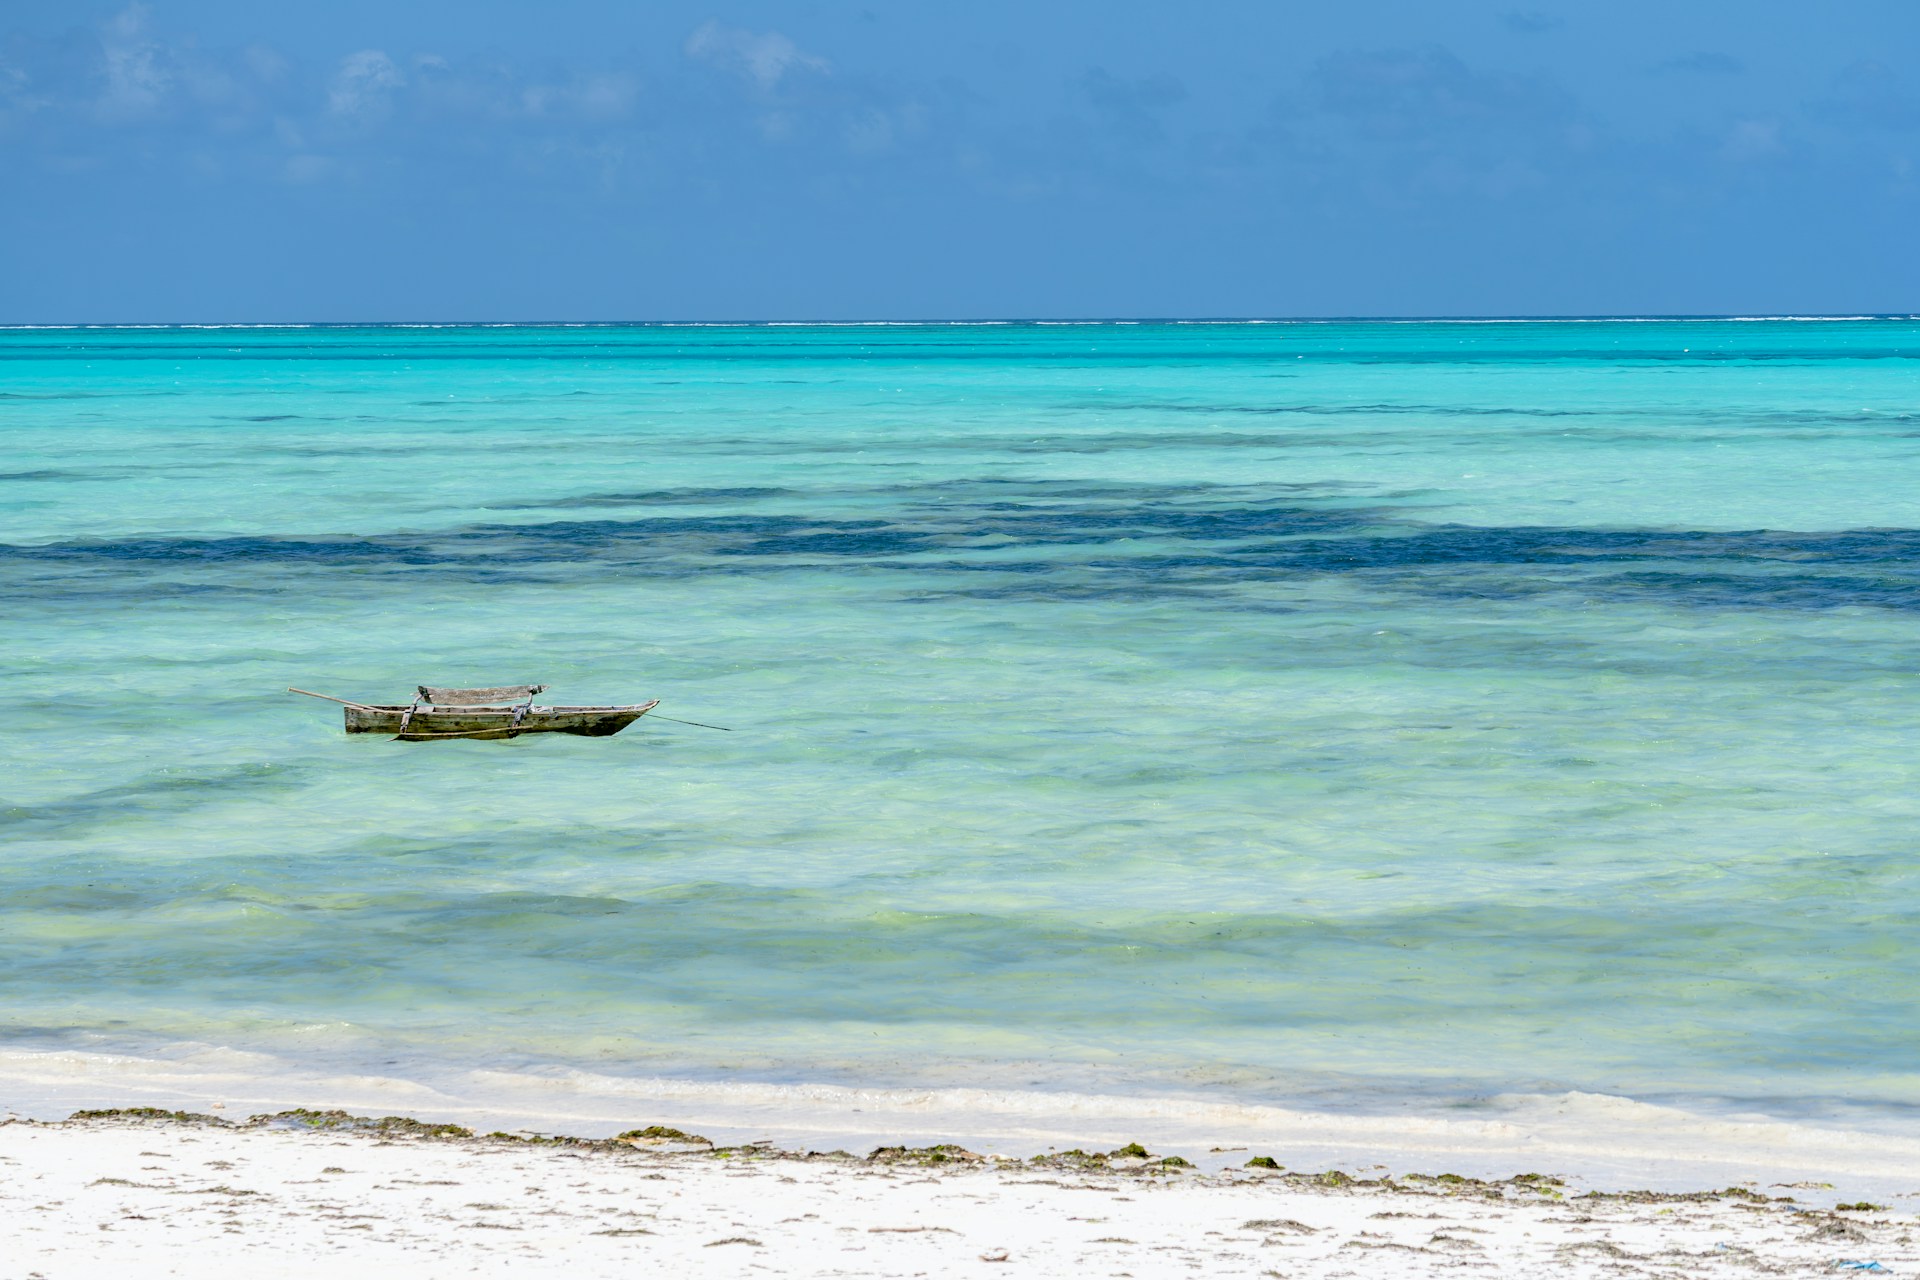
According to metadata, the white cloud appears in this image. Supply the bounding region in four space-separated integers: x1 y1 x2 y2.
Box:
0 59 45 121
570 73 639 120
843 102 926 155
685 20 828 92
843 106 893 153
96 3 172 121
521 72 639 122
327 49 404 120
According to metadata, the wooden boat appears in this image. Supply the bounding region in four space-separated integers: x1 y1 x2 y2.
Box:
290 684 659 741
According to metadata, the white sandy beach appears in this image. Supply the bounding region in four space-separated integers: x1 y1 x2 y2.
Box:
5 1108 1914 1279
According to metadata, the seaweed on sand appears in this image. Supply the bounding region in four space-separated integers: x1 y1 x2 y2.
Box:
867 1144 983 1165
616 1125 711 1147
69 1107 227 1126
248 1109 473 1139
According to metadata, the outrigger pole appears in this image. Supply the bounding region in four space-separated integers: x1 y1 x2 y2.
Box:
288 687 375 709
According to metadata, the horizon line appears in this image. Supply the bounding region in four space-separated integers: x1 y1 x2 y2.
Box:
3 313 1919 330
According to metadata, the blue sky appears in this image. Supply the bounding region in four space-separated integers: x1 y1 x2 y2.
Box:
3 1 1917 320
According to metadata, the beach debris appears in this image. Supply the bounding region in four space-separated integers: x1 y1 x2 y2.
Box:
1580 1184 1784 1207
1838 1202 1888 1212
1377 1170 1569 1201
867 1144 982 1165
479 1130 625 1150
1032 1148 1110 1170
1429 1232 1486 1251
979 1248 1011 1262
616 1125 712 1150
707 1143 778 1160
1557 1240 1640 1261
1837 1264 1890 1273
1814 1220 1872 1242
1028 1142 1179 1171
69 1108 226 1127
250 1109 473 1140
1345 1238 1440 1255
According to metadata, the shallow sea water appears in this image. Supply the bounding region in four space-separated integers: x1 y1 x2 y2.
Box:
4 320 1920 1136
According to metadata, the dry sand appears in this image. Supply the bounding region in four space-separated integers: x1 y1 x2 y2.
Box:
4 1110 1913 1278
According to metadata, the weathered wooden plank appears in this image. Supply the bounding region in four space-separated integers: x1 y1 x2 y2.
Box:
417 684 547 705
343 701 658 739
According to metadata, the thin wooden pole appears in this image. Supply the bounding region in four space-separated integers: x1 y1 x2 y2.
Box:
287 687 376 709
647 715 733 731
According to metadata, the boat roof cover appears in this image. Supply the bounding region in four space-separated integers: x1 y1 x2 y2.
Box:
419 684 546 705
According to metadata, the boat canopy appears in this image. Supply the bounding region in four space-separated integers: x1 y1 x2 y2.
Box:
418 684 547 705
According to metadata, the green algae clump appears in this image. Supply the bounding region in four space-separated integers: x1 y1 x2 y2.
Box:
1245 1156 1281 1170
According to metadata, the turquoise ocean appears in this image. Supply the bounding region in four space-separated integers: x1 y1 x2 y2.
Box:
5 320 1920 1145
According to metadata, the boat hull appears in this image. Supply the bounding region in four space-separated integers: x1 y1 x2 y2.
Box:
344 702 658 740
